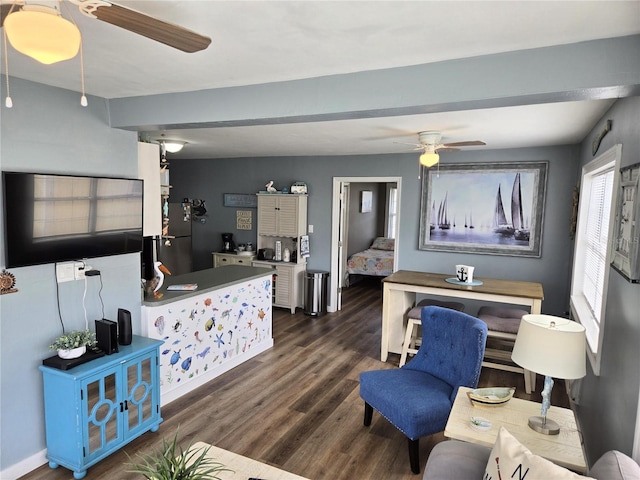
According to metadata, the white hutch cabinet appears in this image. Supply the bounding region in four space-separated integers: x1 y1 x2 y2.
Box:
253 193 308 313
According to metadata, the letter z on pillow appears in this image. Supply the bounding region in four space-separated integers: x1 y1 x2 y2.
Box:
484 427 594 480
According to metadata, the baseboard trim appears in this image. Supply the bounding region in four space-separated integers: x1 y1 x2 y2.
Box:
2 448 48 479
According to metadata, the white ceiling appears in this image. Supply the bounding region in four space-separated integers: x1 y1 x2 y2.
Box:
2 0 640 159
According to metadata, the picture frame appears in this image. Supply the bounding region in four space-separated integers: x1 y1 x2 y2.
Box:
360 191 372 213
611 162 640 283
419 161 548 257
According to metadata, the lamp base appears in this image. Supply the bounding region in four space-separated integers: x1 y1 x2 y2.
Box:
528 415 560 435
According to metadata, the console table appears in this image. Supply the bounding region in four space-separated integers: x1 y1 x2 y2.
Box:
444 387 586 473
381 270 543 360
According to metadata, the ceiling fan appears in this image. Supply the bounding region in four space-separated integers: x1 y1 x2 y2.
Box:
402 131 486 167
0 0 212 54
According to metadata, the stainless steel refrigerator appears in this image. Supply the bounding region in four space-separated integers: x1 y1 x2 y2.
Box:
158 203 192 275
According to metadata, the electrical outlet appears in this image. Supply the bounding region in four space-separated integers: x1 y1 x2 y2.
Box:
74 262 88 280
56 262 76 283
308 224 314 233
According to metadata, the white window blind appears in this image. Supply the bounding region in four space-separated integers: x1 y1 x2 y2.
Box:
387 187 398 239
570 143 620 376
582 168 614 324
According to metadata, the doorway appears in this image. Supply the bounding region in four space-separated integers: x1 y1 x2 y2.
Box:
329 176 402 312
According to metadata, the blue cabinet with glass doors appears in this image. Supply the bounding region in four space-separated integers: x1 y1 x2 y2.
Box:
39 335 163 479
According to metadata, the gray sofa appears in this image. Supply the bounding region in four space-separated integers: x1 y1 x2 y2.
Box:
423 440 640 479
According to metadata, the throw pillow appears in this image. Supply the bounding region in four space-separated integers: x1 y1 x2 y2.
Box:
371 237 395 251
484 427 594 480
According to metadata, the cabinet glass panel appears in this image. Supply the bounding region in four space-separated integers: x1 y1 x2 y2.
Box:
85 372 119 456
126 355 154 432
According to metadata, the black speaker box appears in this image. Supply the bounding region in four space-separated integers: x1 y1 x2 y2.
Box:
95 319 118 355
118 308 132 345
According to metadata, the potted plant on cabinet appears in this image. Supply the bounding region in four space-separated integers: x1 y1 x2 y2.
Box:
49 330 97 359
127 430 231 480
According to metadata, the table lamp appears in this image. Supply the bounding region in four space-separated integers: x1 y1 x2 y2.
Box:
511 314 586 435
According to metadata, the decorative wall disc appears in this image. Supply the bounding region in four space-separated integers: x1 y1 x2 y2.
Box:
0 269 17 295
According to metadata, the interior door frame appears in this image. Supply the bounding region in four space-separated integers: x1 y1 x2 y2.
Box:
329 176 402 312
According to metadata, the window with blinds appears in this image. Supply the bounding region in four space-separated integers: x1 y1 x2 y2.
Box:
582 168 614 323
570 144 621 376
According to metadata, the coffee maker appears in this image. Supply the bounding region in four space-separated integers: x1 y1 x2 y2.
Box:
221 233 235 252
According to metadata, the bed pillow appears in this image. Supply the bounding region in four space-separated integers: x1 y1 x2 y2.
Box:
484 427 594 480
370 237 395 251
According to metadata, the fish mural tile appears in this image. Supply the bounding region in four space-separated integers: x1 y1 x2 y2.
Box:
143 276 272 393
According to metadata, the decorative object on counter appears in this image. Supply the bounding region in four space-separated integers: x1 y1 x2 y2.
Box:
611 161 640 283
265 180 277 192
467 387 515 407
283 248 291 262
512 314 586 435
275 241 282 261
49 330 97 359
455 264 475 283
127 429 232 480
0 269 18 295
291 182 308 194
144 261 172 299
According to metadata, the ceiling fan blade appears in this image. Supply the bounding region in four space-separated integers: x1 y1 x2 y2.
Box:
92 3 211 53
394 141 424 150
435 147 461 153
442 140 486 147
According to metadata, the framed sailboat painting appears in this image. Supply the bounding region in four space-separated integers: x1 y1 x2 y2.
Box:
419 161 548 257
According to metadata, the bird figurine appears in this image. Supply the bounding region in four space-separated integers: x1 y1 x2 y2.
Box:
144 261 171 299
266 180 277 192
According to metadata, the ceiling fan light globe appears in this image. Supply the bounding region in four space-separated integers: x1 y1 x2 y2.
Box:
5 10 81 65
419 152 440 167
162 141 186 153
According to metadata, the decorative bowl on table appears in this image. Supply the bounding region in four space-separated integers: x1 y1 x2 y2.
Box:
467 387 515 406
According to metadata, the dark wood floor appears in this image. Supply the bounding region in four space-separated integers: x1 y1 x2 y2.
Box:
20 278 568 480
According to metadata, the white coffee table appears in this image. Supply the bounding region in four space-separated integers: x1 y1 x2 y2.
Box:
193 442 310 479
444 387 587 473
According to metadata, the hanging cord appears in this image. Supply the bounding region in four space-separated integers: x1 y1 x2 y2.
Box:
2 4 15 109
82 266 89 330
54 264 67 334
62 0 88 106
97 274 105 319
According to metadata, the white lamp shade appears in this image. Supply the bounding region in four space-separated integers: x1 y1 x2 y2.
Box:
163 141 186 153
419 152 440 167
512 314 586 379
5 10 81 65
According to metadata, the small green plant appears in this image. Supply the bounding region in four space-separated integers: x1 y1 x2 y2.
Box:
49 330 97 351
126 430 231 480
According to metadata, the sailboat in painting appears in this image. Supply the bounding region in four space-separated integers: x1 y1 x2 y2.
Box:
430 201 436 230
512 173 530 241
438 193 451 230
493 184 514 236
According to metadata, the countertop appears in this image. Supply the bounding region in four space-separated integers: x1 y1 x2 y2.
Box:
143 266 273 306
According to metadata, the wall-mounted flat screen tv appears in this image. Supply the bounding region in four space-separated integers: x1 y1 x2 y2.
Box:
3 172 143 268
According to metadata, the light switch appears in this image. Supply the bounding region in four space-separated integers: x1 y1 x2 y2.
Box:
308 225 314 233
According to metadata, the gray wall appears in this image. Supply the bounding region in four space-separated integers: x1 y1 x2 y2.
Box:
347 182 382 257
574 96 640 464
171 144 579 317
0 78 142 472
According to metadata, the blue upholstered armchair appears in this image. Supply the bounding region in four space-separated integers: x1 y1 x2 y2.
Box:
360 306 488 474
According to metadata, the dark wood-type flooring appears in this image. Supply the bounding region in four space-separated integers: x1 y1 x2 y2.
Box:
20 277 568 480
